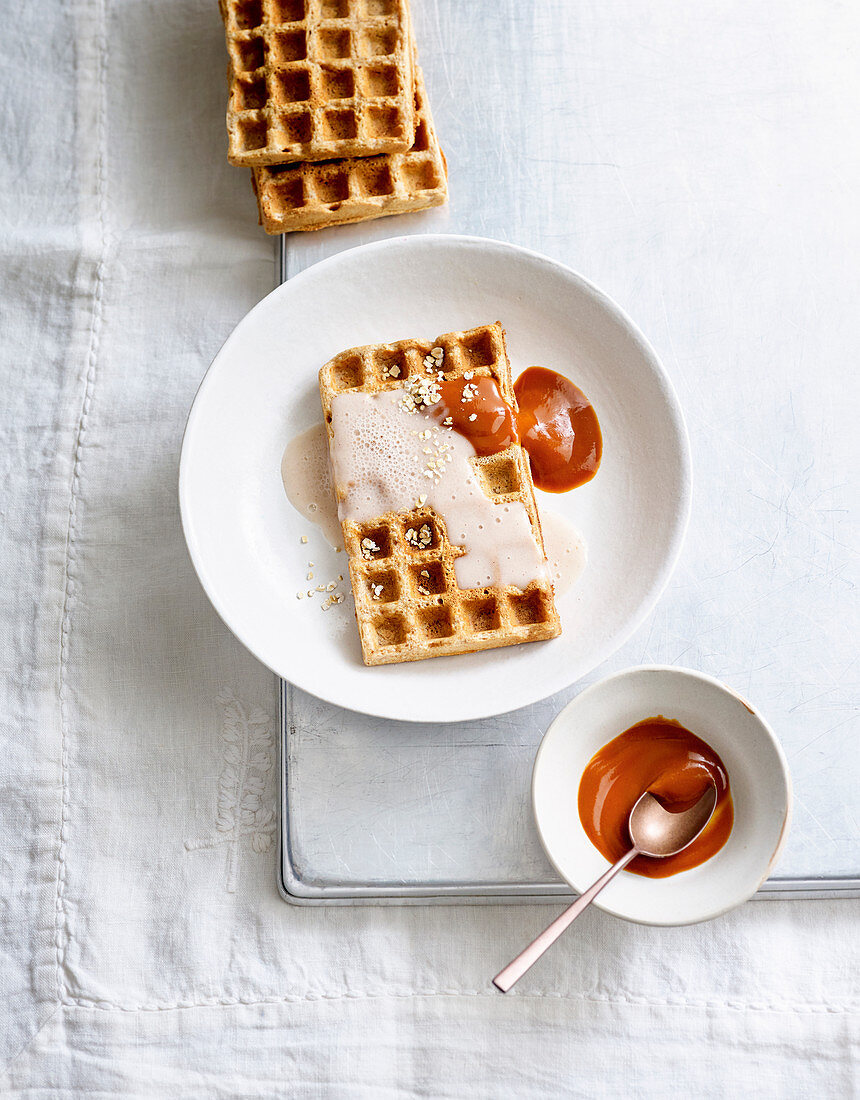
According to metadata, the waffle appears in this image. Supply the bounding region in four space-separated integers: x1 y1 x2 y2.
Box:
252 65 446 233
220 0 416 167
319 323 562 666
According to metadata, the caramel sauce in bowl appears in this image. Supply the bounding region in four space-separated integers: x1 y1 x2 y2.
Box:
577 718 734 879
532 667 792 925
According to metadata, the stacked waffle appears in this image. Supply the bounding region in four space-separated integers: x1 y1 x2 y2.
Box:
218 0 448 233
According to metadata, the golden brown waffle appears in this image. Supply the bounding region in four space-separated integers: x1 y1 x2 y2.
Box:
252 66 446 233
319 323 562 666
220 0 416 167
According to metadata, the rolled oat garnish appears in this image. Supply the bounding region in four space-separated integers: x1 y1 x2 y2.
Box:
400 374 441 412
405 523 434 550
361 537 380 559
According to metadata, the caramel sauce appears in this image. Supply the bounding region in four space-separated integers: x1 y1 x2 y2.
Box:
577 718 733 879
431 376 519 456
431 366 602 492
514 367 602 492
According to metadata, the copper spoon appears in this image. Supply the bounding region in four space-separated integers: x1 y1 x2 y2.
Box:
492 783 718 993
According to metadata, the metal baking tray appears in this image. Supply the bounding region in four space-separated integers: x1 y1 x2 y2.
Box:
274 238 859 906
278 680 859 905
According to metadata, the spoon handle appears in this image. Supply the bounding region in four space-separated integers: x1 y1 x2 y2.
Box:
492 848 638 993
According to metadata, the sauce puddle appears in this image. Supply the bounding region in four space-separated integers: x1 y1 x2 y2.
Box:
539 511 587 597
280 423 342 549
514 367 602 492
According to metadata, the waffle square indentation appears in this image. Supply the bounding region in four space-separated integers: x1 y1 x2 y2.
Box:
330 354 364 391
320 108 358 141
318 65 355 100
373 612 408 647
361 63 399 97
402 518 440 552
363 0 397 14
508 590 551 626
401 158 441 192
317 27 352 59
417 606 454 640
411 120 430 152
365 105 403 139
371 346 408 379
477 456 520 497
233 74 267 109
461 328 497 367
357 523 393 559
270 68 311 105
269 28 307 63
271 177 305 209
358 165 395 198
365 569 400 604
314 170 350 203
231 35 265 71
465 597 501 633
233 0 264 30
237 116 268 151
358 26 397 57
320 0 350 15
267 0 305 22
274 111 312 145
410 561 446 597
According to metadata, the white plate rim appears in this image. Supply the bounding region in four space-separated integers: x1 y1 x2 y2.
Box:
179 234 693 721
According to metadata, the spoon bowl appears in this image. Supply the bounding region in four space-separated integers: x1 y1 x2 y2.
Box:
630 787 718 859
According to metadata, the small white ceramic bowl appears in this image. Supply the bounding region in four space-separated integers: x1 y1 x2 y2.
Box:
532 666 792 925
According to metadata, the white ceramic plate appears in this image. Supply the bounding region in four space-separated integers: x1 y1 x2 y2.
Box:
179 235 691 722
532 667 793 925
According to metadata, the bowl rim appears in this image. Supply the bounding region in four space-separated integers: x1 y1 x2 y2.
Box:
531 664 793 926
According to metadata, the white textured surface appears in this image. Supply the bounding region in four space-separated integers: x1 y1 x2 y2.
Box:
0 0 857 1094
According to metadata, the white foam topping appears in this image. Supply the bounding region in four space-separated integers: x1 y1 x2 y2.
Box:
329 389 548 590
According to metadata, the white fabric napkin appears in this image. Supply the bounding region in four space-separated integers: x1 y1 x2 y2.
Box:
1 0 857 1095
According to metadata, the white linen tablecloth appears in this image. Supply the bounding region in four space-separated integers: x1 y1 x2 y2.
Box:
1 0 857 1095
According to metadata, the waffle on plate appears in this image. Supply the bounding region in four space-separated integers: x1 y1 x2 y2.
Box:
319 323 562 666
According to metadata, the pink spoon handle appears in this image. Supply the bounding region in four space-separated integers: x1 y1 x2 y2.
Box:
492 848 638 993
